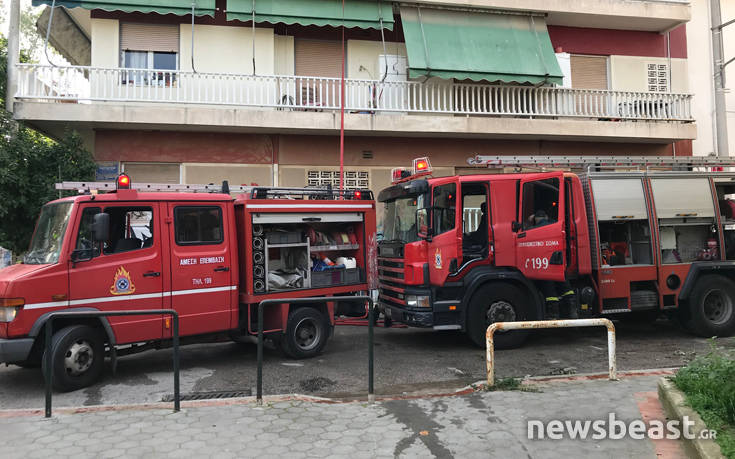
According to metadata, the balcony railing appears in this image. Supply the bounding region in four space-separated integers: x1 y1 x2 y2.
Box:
15 64 693 122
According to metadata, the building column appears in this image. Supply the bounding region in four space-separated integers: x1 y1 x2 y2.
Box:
5 0 21 113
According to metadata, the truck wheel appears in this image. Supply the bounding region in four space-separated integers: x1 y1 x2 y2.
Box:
687 275 735 337
42 325 105 392
280 307 329 359
467 283 531 349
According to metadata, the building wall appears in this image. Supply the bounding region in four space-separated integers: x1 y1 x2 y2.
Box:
90 18 119 68
609 56 688 93
347 39 407 80
723 0 735 156
179 24 275 74
687 0 716 156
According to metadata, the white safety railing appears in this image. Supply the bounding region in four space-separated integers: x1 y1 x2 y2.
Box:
485 318 617 387
15 64 694 122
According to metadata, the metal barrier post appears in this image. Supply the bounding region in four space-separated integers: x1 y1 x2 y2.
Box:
486 318 617 387
257 296 373 405
44 316 53 418
42 309 179 418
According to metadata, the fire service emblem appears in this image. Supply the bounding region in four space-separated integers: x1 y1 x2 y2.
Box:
110 266 136 295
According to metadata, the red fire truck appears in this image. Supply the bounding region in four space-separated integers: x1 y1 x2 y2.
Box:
0 176 376 391
377 156 735 349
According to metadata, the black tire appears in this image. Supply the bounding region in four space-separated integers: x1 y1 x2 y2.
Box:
686 275 735 337
280 307 329 359
42 325 105 392
467 283 533 349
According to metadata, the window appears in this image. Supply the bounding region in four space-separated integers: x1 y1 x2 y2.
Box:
522 179 560 231
432 183 456 235
104 207 154 254
175 207 223 245
120 23 179 86
75 207 102 258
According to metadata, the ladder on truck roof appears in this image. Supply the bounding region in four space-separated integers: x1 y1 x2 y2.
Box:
467 155 735 170
55 181 372 200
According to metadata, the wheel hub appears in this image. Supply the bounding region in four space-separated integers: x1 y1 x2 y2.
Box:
294 318 321 351
486 301 516 325
64 340 94 376
703 289 734 326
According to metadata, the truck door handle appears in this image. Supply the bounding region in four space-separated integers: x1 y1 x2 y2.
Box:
518 232 526 239
143 271 161 277
214 266 230 272
302 217 321 222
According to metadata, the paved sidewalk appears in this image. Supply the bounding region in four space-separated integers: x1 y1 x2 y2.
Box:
0 372 683 458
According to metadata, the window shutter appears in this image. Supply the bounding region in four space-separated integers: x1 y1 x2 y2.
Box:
120 23 179 53
570 55 608 90
294 39 342 78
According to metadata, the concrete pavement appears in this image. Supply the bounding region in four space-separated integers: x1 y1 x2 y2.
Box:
0 372 684 459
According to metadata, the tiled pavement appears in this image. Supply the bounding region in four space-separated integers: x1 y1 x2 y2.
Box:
0 373 685 458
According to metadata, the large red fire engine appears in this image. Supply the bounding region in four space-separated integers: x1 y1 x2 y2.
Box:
377 156 735 349
0 176 376 391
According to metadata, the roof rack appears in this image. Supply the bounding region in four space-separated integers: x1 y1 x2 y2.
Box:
466 155 735 169
55 181 373 200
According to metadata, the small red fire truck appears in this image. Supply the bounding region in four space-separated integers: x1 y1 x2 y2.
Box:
377 156 735 349
0 176 376 391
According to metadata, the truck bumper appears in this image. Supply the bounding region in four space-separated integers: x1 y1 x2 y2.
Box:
385 305 434 327
0 338 34 363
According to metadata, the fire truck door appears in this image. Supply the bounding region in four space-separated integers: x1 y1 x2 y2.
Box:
516 174 567 281
168 203 233 337
427 180 462 285
68 203 164 343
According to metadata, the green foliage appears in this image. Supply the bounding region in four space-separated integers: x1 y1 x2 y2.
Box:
674 341 735 458
0 35 96 255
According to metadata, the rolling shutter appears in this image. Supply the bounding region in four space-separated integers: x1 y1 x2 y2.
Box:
294 39 342 78
120 23 179 52
570 55 608 90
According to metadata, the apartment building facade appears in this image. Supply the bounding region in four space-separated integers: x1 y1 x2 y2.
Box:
7 0 694 226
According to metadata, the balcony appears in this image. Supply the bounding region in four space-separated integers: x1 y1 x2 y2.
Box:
12 64 695 143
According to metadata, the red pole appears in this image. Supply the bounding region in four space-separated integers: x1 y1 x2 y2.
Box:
339 0 345 195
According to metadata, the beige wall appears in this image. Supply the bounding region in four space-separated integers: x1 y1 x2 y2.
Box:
609 56 688 93
179 25 274 75
687 0 716 156
347 39 407 80
183 163 273 187
274 35 295 76
90 18 119 68
724 0 735 156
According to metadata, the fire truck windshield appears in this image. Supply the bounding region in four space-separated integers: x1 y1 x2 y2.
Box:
382 196 421 244
24 202 74 265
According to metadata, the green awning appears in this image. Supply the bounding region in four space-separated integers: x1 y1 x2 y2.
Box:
31 0 216 17
227 0 394 30
400 6 562 85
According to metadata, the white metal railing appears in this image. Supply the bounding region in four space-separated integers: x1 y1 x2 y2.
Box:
15 64 694 122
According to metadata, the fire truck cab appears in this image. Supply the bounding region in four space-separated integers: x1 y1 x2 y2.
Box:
377 156 735 349
0 176 376 391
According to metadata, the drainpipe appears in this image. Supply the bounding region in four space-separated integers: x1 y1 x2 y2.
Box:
710 0 729 156
6 0 21 113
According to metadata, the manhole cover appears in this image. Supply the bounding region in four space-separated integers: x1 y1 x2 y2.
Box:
162 389 252 402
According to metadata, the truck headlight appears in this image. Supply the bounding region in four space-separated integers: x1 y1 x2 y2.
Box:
0 298 23 322
405 295 430 308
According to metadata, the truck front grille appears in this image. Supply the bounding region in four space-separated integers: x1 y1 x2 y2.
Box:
378 257 405 307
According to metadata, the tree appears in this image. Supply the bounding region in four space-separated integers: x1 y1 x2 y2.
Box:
0 35 96 255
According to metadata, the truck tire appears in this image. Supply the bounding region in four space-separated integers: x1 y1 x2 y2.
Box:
467 283 532 349
280 307 329 359
686 275 735 337
42 325 105 392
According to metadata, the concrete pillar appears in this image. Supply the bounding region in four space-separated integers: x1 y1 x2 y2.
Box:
711 0 730 156
5 0 21 113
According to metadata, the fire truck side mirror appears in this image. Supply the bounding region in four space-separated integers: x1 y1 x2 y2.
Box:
91 213 110 242
511 221 522 233
416 208 432 239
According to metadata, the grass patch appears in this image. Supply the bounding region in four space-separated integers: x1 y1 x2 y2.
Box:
673 341 735 458
483 377 539 393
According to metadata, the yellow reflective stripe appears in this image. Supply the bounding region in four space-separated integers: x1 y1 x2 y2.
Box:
561 290 575 297
546 297 560 302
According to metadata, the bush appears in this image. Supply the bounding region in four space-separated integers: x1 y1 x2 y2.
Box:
674 342 735 458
